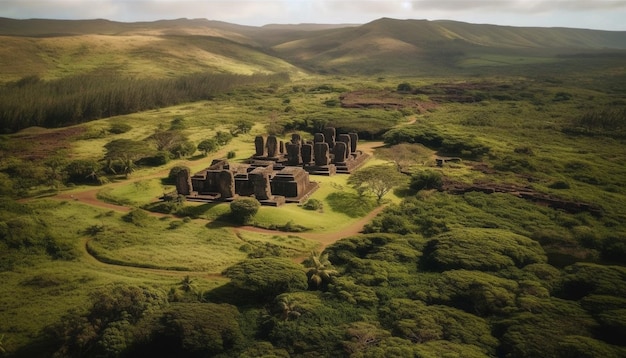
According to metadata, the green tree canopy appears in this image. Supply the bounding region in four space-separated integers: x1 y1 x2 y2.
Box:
222 257 308 300
233 119 254 135
303 251 339 290
145 303 243 356
347 164 407 203
104 139 154 176
197 138 218 155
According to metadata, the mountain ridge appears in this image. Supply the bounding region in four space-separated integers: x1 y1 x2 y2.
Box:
1 17 625 80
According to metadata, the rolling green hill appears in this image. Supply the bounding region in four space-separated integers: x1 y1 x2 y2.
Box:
270 18 626 74
1 16 625 81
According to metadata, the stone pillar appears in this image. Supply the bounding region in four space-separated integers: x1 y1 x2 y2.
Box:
323 127 336 148
301 143 313 165
286 142 302 166
176 168 192 195
338 134 352 155
314 142 331 166
266 135 278 158
314 133 325 143
279 140 285 155
349 133 358 153
249 167 273 200
291 133 302 144
333 141 348 163
254 136 266 157
217 170 235 198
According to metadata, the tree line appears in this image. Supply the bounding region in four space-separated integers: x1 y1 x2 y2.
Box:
0 71 289 133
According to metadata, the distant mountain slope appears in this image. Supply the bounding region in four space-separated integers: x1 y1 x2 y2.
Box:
0 17 624 80
0 18 305 83
270 18 626 74
363 18 626 50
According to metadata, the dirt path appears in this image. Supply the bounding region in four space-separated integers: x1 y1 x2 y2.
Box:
234 204 386 259
58 141 388 274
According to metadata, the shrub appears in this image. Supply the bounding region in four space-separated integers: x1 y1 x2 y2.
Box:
549 180 570 189
108 122 132 134
122 209 152 227
230 197 260 224
302 198 323 211
397 82 413 92
410 170 443 191
139 151 171 166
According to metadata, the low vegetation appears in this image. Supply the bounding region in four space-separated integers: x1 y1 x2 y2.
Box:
1 17 625 358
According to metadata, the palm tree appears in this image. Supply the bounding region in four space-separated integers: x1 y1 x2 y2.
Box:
275 295 301 321
179 275 197 293
303 251 339 290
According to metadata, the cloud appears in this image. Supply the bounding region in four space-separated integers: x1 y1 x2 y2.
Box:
0 0 625 29
407 0 626 13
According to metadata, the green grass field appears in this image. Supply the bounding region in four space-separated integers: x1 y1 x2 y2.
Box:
1 19 625 355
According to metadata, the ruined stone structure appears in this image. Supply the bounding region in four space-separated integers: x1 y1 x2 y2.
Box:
178 159 316 206
174 127 368 206
251 127 368 176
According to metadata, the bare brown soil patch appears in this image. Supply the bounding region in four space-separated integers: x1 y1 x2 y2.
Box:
8 126 87 160
339 89 437 113
441 178 603 216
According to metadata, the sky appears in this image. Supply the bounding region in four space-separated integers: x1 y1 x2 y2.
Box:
1 0 626 31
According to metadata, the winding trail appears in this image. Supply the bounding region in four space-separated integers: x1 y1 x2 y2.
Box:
54 141 388 276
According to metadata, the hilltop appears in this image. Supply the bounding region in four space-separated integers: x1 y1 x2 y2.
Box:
1 16 625 81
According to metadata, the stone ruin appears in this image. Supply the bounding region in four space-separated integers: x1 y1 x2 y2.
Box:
174 127 368 206
177 159 313 206
250 127 368 175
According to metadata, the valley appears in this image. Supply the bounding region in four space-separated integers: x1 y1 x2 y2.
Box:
0 17 625 357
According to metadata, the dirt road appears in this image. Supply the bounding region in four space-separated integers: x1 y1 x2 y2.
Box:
56 141 388 273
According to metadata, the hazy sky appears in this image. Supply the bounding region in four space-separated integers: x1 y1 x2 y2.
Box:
1 0 625 31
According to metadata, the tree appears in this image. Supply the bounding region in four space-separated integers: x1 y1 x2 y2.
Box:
233 119 253 135
65 159 103 184
197 139 218 156
104 139 154 177
149 303 242 356
303 251 339 290
230 197 260 224
222 257 308 300
214 131 233 146
150 130 185 152
347 164 407 203
178 275 197 293
43 153 68 188
171 139 196 158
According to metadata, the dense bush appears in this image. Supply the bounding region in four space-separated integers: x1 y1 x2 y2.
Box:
135 303 243 357
230 197 261 224
108 122 132 134
302 198 323 211
410 170 443 191
48 284 167 357
222 257 308 300
122 209 153 227
421 228 547 272
383 125 489 158
380 298 498 353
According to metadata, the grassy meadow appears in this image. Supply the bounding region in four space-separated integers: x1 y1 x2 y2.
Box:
1 17 625 357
